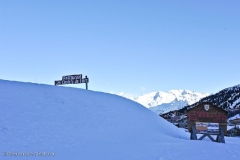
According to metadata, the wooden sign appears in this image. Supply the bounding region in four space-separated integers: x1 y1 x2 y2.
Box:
62 79 81 85
54 74 89 90
62 74 82 81
195 122 219 134
187 102 228 135
55 79 81 86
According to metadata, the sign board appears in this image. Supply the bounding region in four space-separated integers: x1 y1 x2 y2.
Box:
196 122 219 134
55 79 82 86
54 74 89 89
62 79 81 85
187 102 228 135
62 74 82 81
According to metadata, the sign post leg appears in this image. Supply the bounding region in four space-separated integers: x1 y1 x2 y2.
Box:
190 125 197 140
220 127 225 143
216 127 225 143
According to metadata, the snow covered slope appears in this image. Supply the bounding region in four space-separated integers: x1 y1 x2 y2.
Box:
0 80 239 160
119 90 209 114
181 84 240 114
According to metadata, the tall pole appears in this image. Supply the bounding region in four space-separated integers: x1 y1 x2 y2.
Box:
85 76 88 90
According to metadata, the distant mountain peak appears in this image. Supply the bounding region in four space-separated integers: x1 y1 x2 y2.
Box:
117 89 209 114
183 84 240 111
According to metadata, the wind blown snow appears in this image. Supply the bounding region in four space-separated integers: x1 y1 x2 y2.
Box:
0 80 239 160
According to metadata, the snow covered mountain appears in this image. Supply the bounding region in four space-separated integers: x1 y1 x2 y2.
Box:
118 90 209 114
179 84 240 115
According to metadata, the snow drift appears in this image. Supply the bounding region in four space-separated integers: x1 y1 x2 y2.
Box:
0 80 239 160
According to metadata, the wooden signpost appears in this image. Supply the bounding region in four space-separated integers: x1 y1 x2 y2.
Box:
187 102 228 143
54 74 89 90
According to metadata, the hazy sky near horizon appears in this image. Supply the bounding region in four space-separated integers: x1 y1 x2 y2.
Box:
1 0 240 96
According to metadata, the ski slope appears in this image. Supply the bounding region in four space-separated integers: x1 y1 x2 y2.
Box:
0 80 239 160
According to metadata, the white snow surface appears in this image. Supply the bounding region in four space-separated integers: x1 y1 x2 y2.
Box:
119 90 209 114
0 80 239 160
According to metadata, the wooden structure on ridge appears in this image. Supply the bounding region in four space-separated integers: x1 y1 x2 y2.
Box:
187 102 228 143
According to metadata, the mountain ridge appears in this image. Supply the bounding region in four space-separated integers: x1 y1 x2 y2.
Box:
178 84 240 114
118 89 209 114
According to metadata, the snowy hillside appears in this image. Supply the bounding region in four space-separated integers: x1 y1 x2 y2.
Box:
119 90 209 114
180 84 240 115
0 80 240 160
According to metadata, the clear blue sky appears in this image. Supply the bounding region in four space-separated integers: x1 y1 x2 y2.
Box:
1 0 240 96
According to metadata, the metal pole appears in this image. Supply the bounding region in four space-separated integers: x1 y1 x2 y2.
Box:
85 76 88 90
